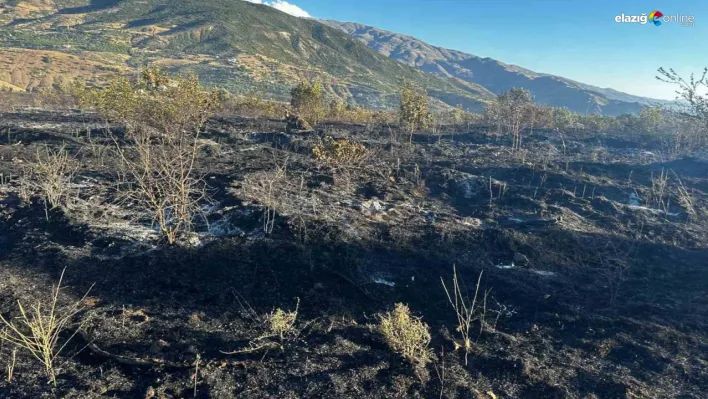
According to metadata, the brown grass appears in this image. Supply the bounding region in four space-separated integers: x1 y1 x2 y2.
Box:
377 303 433 366
440 266 489 365
0 269 93 385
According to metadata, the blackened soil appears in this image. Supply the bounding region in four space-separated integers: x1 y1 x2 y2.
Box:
0 111 707 398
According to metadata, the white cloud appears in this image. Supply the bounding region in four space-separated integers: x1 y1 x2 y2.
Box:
269 1 312 18
243 0 313 19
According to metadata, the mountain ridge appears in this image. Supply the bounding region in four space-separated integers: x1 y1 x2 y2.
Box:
324 20 671 115
0 0 666 115
0 0 495 111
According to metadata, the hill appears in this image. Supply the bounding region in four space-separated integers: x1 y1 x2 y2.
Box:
0 0 493 110
325 21 671 115
0 1 671 114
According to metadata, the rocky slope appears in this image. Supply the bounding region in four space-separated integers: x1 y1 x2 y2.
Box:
325 21 670 115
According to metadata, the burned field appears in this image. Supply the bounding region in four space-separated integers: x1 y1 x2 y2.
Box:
0 110 707 398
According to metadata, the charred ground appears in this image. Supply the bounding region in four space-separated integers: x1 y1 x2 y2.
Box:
0 110 707 398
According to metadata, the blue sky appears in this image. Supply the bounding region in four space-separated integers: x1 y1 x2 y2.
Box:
253 0 707 100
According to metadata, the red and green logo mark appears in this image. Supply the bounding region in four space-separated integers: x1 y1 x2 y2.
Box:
649 11 664 26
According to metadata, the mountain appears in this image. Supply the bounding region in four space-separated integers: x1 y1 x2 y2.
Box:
0 0 493 111
0 1 666 114
324 21 670 115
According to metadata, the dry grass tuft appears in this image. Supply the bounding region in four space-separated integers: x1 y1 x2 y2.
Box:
440 266 488 365
0 269 93 385
233 155 345 239
649 168 670 212
312 136 370 166
377 303 433 366
671 170 698 220
221 298 303 356
21 143 78 217
238 157 289 234
268 298 300 341
6 350 16 383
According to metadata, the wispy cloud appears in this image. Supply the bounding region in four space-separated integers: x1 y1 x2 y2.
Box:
243 0 313 19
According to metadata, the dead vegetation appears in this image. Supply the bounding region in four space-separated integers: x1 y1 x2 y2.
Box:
232 153 346 241
267 298 300 341
648 168 671 212
377 303 433 367
19 144 78 218
5 350 16 384
312 136 370 166
581 236 641 305
239 157 290 234
80 66 223 244
222 93 283 119
221 297 304 356
0 67 706 398
441 267 489 365
672 170 698 220
35 79 86 111
486 88 536 152
0 269 92 385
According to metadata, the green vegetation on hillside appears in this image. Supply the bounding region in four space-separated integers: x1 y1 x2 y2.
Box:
0 29 130 54
0 0 490 109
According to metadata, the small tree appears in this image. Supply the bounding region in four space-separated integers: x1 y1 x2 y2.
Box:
83 66 223 244
657 67 708 150
615 113 642 134
657 67 708 131
449 104 464 123
399 80 433 143
290 80 326 125
490 88 536 151
485 99 503 133
578 113 616 133
328 98 347 120
639 106 664 134
552 107 577 130
446 104 466 132
36 78 87 111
